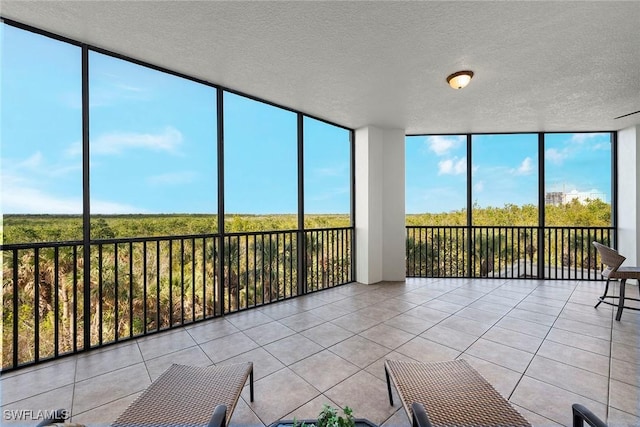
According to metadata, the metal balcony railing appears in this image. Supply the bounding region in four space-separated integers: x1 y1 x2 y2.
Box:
406 225 614 280
1 227 353 371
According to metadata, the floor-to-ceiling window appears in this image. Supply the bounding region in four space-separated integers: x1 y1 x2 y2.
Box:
89 52 218 239
1 25 82 244
406 132 614 279
1 24 83 366
1 21 354 370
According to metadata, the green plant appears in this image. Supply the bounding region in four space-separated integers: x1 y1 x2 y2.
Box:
293 404 355 427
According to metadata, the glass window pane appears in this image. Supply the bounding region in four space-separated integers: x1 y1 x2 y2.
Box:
406 135 467 225
223 92 297 232
1 25 82 244
544 132 612 226
303 117 351 228
472 134 538 226
89 52 217 239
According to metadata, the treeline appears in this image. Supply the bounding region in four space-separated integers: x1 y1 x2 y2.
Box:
1 214 352 245
406 199 611 227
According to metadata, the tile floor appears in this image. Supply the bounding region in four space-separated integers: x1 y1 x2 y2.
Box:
2 278 639 427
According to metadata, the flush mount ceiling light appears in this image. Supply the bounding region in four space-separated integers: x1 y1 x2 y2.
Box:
446 70 474 89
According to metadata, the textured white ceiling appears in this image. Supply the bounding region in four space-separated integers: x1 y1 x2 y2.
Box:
2 1 640 134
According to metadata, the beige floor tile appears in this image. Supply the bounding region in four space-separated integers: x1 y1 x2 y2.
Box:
437 315 492 337
536 340 610 376
329 335 391 368
609 379 640 416
241 368 320 426
259 301 306 321
71 391 141 426
229 396 266 427
420 299 465 314
199 331 259 363
1 385 74 426
218 347 285 381
282 394 342 421
379 408 411 427
508 308 557 326
226 310 275 331
330 312 383 334
607 407 640 427
357 306 404 322
382 314 434 335
307 303 357 321
467 299 513 315
263 334 323 366
1 358 76 404
72 363 150 414
511 404 563 427
324 370 397 426
463 338 534 373
185 318 241 344
482 326 543 354
419 324 478 351
516 300 564 317
455 306 504 324
300 322 354 348
553 317 611 340
144 346 213 380
460 354 523 398
242 322 296 346
277 312 326 332
395 336 460 364
545 327 611 356
524 355 608 404
290 350 359 392
510 376 606 426
403 306 451 323
358 324 415 350
75 342 143 381
611 340 640 364
495 316 551 338
136 329 197 360
611 357 640 386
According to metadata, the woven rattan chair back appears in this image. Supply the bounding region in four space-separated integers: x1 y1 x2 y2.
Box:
593 241 625 279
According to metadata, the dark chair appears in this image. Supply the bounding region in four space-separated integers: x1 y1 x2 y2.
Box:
572 403 608 427
592 241 640 321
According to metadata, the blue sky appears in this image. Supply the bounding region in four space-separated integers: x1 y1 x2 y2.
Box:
1 24 351 216
2 24 611 217
406 132 612 214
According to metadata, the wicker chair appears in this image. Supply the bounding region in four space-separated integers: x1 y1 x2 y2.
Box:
592 241 640 321
384 359 530 427
112 362 254 427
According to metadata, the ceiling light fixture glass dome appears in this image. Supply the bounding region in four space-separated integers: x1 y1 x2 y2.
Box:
446 71 474 89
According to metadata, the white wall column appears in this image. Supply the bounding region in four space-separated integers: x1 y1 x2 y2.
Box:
617 125 640 265
355 125 405 284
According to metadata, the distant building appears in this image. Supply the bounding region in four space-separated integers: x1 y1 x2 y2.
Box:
544 190 606 206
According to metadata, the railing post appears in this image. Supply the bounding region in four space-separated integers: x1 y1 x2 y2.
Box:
81 44 92 352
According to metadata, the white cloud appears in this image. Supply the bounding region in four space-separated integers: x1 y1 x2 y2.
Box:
426 135 465 156
313 164 348 177
438 157 466 175
515 157 533 175
545 147 567 164
1 172 143 215
147 171 197 186
17 151 45 169
474 181 484 192
571 133 603 144
0 171 80 214
90 127 183 155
